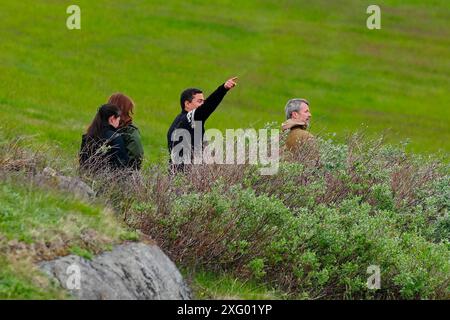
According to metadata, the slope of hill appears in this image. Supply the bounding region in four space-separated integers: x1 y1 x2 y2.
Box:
0 0 449 300
0 0 449 161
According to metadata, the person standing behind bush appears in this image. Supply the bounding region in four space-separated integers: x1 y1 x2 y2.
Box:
167 76 238 171
282 98 314 153
108 93 144 170
79 104 129 171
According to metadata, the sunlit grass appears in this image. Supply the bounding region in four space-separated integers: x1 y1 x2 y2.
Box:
0 0 448 163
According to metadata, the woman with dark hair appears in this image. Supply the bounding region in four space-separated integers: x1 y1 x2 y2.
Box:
108 93 144 170
79 104 129 171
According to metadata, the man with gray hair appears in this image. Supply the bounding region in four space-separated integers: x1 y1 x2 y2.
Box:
281 98 314 153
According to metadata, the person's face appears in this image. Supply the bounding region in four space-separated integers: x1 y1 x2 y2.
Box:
293 103 312 125
109 115 121 128
184 93 205 112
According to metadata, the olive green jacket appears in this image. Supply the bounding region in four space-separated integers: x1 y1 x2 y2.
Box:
281 119 315 154
120 124 144 169
285 126 314 152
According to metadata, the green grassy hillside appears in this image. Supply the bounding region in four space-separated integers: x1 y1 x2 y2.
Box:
0 0 449 300
0 0 449 162
0 173 134 299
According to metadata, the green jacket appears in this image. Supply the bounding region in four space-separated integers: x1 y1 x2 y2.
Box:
120 123 144 169
285 126 314 152
281 119 316 156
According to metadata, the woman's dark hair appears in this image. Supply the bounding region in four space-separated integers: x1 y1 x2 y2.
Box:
108 93 135 127
86 104 121 139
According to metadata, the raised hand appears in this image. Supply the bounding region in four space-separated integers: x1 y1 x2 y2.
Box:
224 76 238 90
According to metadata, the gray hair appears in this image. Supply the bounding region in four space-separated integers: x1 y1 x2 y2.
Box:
285 98 309 120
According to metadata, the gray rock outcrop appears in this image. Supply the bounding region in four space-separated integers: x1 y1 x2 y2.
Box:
39 242 191 300
40 167 96 200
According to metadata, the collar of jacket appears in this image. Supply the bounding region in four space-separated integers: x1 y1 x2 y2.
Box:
103 124 117 131
281 119 308 131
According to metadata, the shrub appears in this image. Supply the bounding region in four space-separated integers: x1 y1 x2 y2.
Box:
120 133 449 299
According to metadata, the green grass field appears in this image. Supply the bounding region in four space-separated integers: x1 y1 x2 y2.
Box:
0 0 449 162
0 1 449 299
0 175 133 299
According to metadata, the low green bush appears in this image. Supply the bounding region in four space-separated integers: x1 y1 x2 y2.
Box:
123 134 449 299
